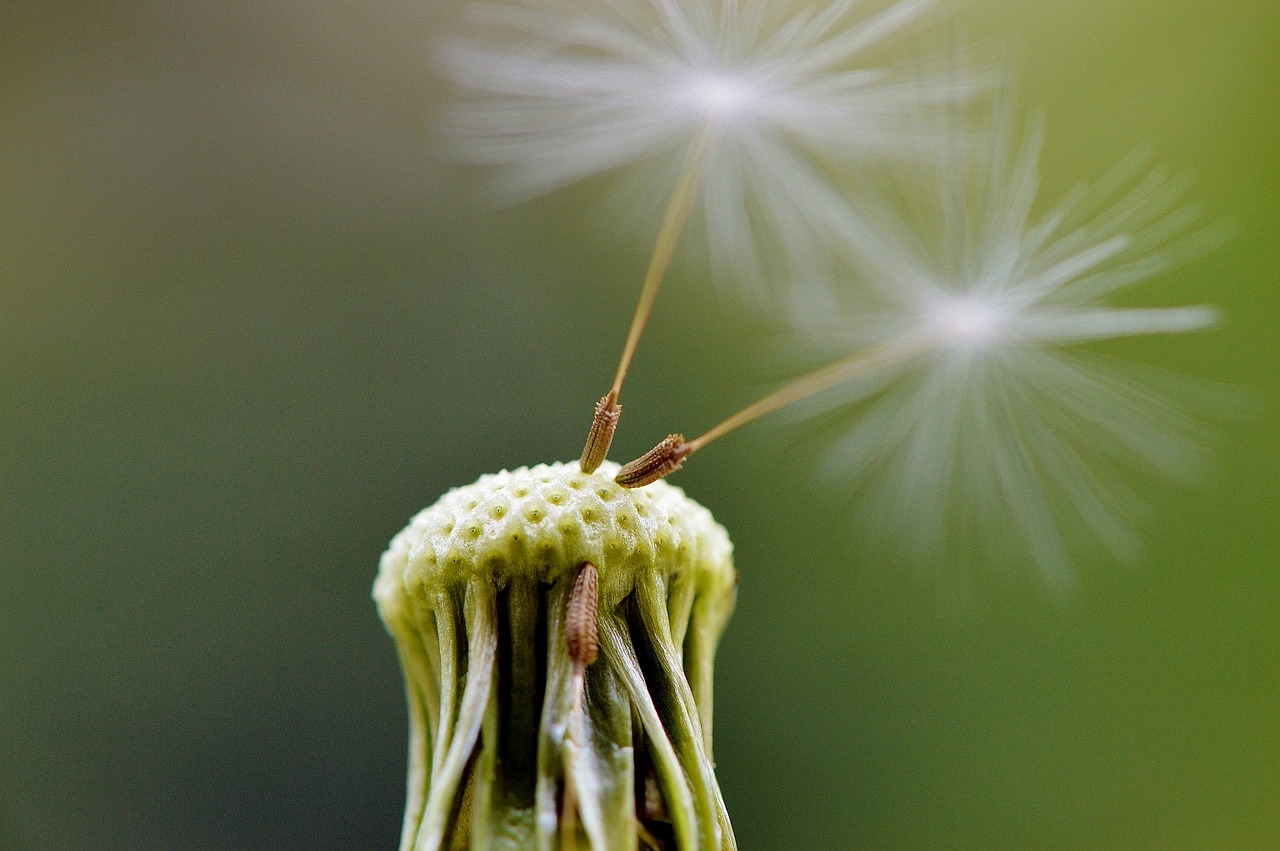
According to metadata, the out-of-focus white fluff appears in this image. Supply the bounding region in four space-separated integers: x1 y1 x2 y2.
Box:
785 108 1224 595
438 0 983 302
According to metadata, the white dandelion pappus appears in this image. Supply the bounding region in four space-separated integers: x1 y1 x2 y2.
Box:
438 0 982 301
785 113 1223 595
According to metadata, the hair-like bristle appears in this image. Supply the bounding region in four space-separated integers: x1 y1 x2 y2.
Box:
579 393 622 474
565 562 600 667
615 434 690 488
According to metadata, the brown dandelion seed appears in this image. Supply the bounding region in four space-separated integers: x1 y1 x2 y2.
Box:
579 392 621 474
615 434 692 488
565 562 599 667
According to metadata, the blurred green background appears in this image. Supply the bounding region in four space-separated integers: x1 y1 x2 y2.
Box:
2 1 1276 848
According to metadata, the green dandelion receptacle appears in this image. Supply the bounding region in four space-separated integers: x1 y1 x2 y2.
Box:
374 461 738 851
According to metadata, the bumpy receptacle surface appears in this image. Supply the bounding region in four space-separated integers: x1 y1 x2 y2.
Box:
374 461 738 851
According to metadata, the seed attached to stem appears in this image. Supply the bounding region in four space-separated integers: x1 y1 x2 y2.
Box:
615 434 694 489
565 562 600 668
577 129 714 471
617 340 918 488
579 393 622 474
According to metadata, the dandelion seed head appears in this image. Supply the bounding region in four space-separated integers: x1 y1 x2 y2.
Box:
438 0 986 303
686 70 758 122
787 107 1223 593
925 292 1018 351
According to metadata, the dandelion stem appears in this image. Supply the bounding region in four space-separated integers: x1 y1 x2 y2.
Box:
617 336 927 487
580 126 715 473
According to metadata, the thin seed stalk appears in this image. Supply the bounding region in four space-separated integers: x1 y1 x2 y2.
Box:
617 334 929 488
579 128 716 473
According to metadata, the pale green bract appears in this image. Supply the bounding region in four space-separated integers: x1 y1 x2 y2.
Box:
375 461 738 850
